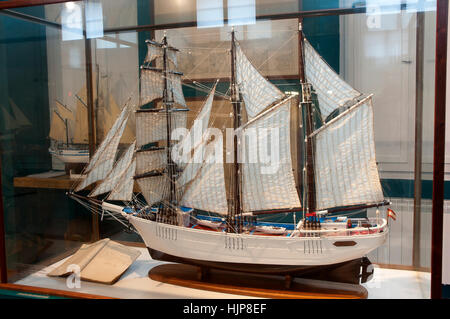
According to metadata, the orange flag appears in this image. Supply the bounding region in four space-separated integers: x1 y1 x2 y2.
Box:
387 208 397 221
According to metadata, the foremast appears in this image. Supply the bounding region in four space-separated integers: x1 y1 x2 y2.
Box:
135 35 187 226
162 35 178 225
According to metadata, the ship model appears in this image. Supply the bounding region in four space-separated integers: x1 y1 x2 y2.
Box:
69 27 391 285
48 81 134 165
48 98 90 164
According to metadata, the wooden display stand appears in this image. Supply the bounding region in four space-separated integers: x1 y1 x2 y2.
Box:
149 263 368 299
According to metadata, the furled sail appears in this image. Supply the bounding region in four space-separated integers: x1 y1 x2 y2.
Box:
238 96 301 212
88 142 136 197
235 42 284 119
173 84 216 168
107 158 136 201
49 101 74 142
49 112 67 142
73 101 89 144
136 174 170 206
135 110 187 148
136 148 167 175
75 104 131 191
55 101 74 122
303 39 361 120
180 135 228 215
312 96 384 210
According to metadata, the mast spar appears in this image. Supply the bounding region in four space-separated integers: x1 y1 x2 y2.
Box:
298 20 316 215
229 29 243 233
162 34 177 225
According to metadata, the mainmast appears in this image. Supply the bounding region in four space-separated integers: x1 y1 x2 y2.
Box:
298 20 316 214
228 29 243 233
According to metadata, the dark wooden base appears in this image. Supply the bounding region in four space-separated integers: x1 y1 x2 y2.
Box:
65 163 86 175
149 263 368 299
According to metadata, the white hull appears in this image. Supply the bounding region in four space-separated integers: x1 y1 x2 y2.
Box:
127 214 388 267
49 147 89 164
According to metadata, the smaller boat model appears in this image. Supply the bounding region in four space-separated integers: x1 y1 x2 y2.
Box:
48 99 90 164
48 86 135 166
49 147 90 164
195 218 224 229
255 225 287 235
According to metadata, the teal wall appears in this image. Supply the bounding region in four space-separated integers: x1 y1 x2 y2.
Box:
303 0 341 73
0 8 92 271
0 7 51 269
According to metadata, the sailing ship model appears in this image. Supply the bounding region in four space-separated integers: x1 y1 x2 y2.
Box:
69 28 391 284
48 99 90 164
48 85 134 165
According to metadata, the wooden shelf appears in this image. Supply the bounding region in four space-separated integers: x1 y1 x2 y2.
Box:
13 172 139 192
13 174 80 190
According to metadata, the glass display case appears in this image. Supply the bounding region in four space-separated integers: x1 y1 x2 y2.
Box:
0 0 447 299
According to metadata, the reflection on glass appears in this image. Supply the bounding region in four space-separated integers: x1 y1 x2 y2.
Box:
196 0 224 28
61 2 83 41
228 0 256 26
96 38 116 49
85 1 104 39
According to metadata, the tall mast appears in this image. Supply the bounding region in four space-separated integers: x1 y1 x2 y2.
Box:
298 20 316 214
65 118 69 146
229 29 242 233
162 35 177 225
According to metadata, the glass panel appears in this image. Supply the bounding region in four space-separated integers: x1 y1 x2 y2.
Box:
0 0 439 299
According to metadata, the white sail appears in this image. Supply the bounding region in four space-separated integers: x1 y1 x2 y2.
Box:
235 42 284 119
180 135 228 215
107 158 136 201
75 104 130 191
136 148 167 175
313 96 384 210
88 142 136 197
238 97 301 212
303 39 361 120
135 110 187 148
177 138 208 187
173 84 216 167
144 41 163 63
167 48 178 68
144 40 177 67
140 69 164 106
167 73 187 107
136 174 170 206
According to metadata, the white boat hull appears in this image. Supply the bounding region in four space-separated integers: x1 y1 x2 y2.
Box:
49 148 89 164
128 215 388 268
